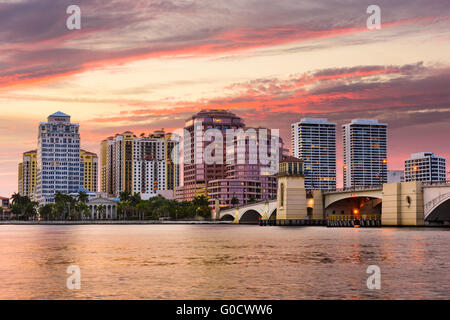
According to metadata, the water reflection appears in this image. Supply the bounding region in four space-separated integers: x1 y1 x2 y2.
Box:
0 225 448 299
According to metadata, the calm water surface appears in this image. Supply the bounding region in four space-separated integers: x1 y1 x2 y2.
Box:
0 225 449 299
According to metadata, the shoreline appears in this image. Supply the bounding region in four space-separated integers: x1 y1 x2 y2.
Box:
0 220 234 225
0 220 448 227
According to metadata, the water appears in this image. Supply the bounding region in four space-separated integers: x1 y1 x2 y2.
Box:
0 225 449 300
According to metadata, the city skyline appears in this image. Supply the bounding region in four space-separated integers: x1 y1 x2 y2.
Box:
5 110 449 199
1 0 450 197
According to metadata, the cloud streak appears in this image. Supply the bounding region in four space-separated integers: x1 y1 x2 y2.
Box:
0 0 448 88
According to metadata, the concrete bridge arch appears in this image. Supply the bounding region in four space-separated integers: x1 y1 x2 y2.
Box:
219 200 277 223
324 189 383 209
424 188 450 222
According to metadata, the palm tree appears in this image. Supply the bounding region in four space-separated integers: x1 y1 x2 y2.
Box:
53 191 77 220
129 193 141 206
136 201 149 220
11 193 22 205
26 201 39 220
193 195 209 207
10 194 37 220
54 191 65 204
78 191 89 204
40 204 53 221
231 196 239 207
119 191 131 202
73 202 89 220
118 202 128 220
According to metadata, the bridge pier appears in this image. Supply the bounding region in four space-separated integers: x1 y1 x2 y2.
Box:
311 190 324 220
382 181 424 226
276 175 308 221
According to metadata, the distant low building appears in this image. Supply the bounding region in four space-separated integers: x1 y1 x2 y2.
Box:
404 152 446 182
0 196 10 220
68 188 108 201
388 170 404 183
87 197 118 220
0 196 9 208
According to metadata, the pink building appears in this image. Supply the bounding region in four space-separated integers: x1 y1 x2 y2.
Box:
207 127 284 209
176 109 245 201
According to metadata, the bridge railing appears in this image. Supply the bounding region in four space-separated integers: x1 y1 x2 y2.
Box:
328 214 380 221
424 191 450 214
323 185 383 194
219 197 276 212
422 180 450 187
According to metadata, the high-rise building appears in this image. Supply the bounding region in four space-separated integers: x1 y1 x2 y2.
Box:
404 152 446 182
207 127 283 208
100 130 179 197
177 109 245 201
18 149 37 197
101 131 134 196
80 150 98 192
35 112 83 204
387 170 404 183
343 119 387 188
19 148 97 198
291 118 336 190
175 109 283 207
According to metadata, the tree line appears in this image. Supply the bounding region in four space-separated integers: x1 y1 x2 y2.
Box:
117 191 211 220
3 191 212 221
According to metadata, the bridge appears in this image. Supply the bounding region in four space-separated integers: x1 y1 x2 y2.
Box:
423 181 450 221
219 199 277 223
217 181 450 226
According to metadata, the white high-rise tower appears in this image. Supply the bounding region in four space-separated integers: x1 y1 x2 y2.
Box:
343 119 387 188
35 112 83 204
291 118 336 190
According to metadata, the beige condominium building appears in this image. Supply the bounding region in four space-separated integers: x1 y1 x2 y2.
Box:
80 149 98 192
100 130 179 197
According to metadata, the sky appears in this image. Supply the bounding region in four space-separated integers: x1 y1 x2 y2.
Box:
0 0 449 197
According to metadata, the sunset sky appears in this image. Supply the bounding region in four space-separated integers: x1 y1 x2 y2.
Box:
1 0 450 197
